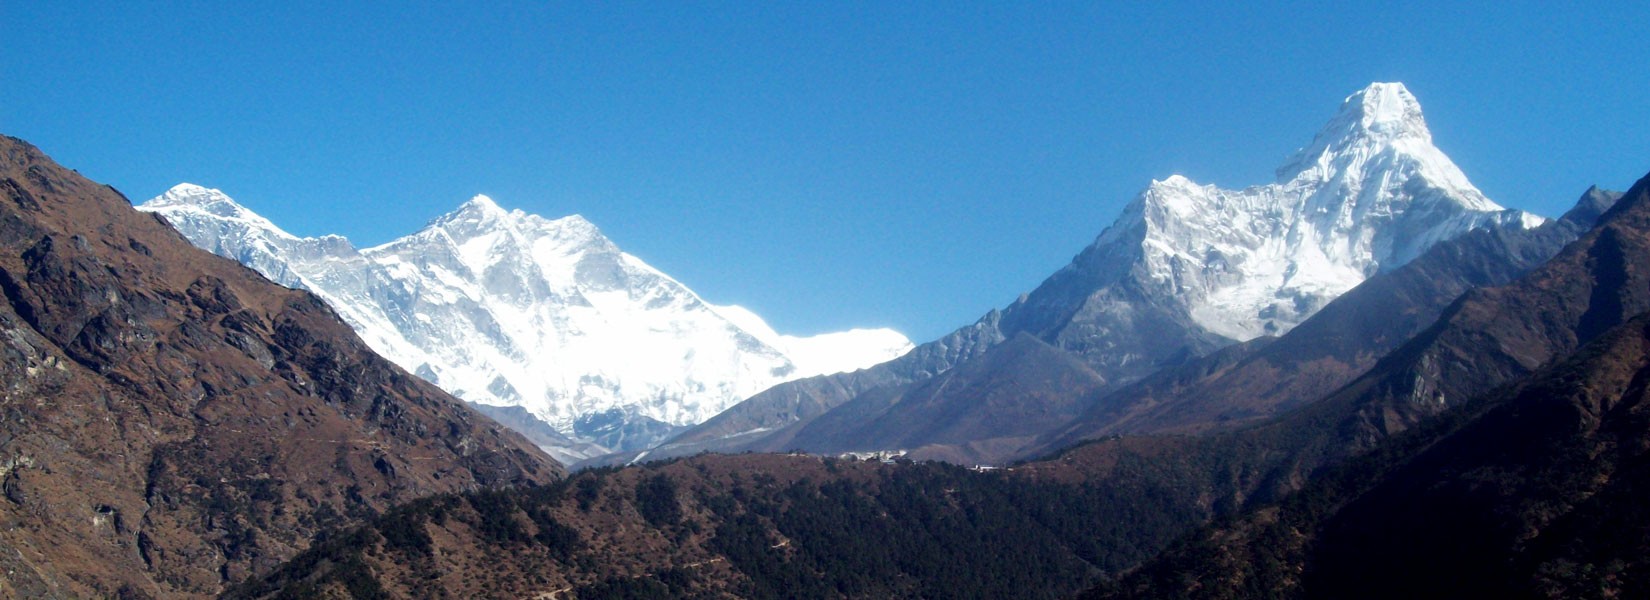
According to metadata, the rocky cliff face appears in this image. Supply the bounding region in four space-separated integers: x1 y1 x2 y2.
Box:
140 186 912 458
0 135 559 598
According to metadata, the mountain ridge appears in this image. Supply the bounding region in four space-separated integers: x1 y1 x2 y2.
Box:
231 169 1650 600
1036 185 1620 450
610 81 1544 467
140 186 912 459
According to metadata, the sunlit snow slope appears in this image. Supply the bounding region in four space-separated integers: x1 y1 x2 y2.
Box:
139 189 911 457
1079 82 1540 341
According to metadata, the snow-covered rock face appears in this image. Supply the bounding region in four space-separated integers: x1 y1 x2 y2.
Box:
1101 82 1541 341
139 187 912 455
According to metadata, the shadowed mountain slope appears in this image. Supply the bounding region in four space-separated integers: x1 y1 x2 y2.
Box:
1092 278 1650 599
750 333 1111 464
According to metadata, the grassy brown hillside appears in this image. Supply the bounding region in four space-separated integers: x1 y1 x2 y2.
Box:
1090 309 1650 599
0 136 560 598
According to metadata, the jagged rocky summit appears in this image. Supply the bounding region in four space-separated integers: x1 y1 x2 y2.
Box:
139 187 912 460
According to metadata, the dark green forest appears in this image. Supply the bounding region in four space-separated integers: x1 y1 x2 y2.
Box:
228 452 1231 599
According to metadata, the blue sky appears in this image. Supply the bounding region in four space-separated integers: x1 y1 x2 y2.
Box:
4 2 1647 342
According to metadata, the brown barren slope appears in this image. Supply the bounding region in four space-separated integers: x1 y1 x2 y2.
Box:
0 135 560 598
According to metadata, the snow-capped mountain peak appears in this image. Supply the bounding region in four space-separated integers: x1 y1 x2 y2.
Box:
1272 83 1507 220
139 183 359 295
1281 82 1428 172
1075 82 1543 343
416 194 515 244
1333 81 1428 139
148 182 230 207
397 199 610 257
147 183 300 239
462 192 504 213
622 82 1556 465
138 189 912 458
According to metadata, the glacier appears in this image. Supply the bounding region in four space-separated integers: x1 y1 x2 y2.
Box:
138 187 912 457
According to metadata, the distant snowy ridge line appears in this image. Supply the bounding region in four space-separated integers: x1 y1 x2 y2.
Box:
138 185 912 455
